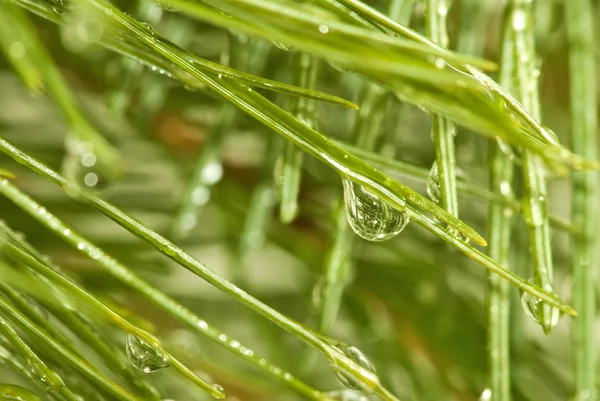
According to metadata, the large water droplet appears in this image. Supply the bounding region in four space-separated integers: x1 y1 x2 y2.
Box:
331 344 377 393
342 178 409 241
125 333 170 373
61 137 111 192
325 389 369 401
427 161 440 203
210 384 225 399
28 359 64 391
520 278 561 334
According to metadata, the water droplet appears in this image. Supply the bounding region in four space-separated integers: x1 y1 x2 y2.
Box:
162 244 177 256
210 384 225 399
325 389 369 401
479 388 492 401
28 359 64 391
318 24 329 34
434 58 446 69
331 344 377 393
520 278 561 334
342 178 409 241
125 333 170 373
512 9 527 31
427 162 441 203
201 162 223 185
140 22 156 35
447 227 470 244
61 137 111 192
271 41 295 51
437 3 449 17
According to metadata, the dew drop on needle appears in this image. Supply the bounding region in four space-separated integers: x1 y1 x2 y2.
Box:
331 343 378 394
28 359 64 391
125 333 170 373
210 384 225 399
342 178 409 241
520 278 561 334
61 136 112 193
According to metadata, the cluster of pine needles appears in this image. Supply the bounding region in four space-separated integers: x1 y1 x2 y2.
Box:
0 0 597 400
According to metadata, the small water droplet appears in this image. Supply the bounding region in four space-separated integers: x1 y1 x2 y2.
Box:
318 24 329 34
447 227 470 244
427 161 441 203
325 389 369 401
479 388 492 401
342 178 409 241
331 344 378 393
512 9 527 32
28 359 64 391
271 41 295 51
201 162 223 185
61 137 111 192
210 384 225 399
162 244 178 256
140 22 156 35
125 333 170 373
520 278 561 334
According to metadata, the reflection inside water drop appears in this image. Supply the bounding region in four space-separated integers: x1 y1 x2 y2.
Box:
125 333 170 373
210 384 225 399
342 178 409 241
331 343 378 393
28 359 63 391
520 278 561 333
